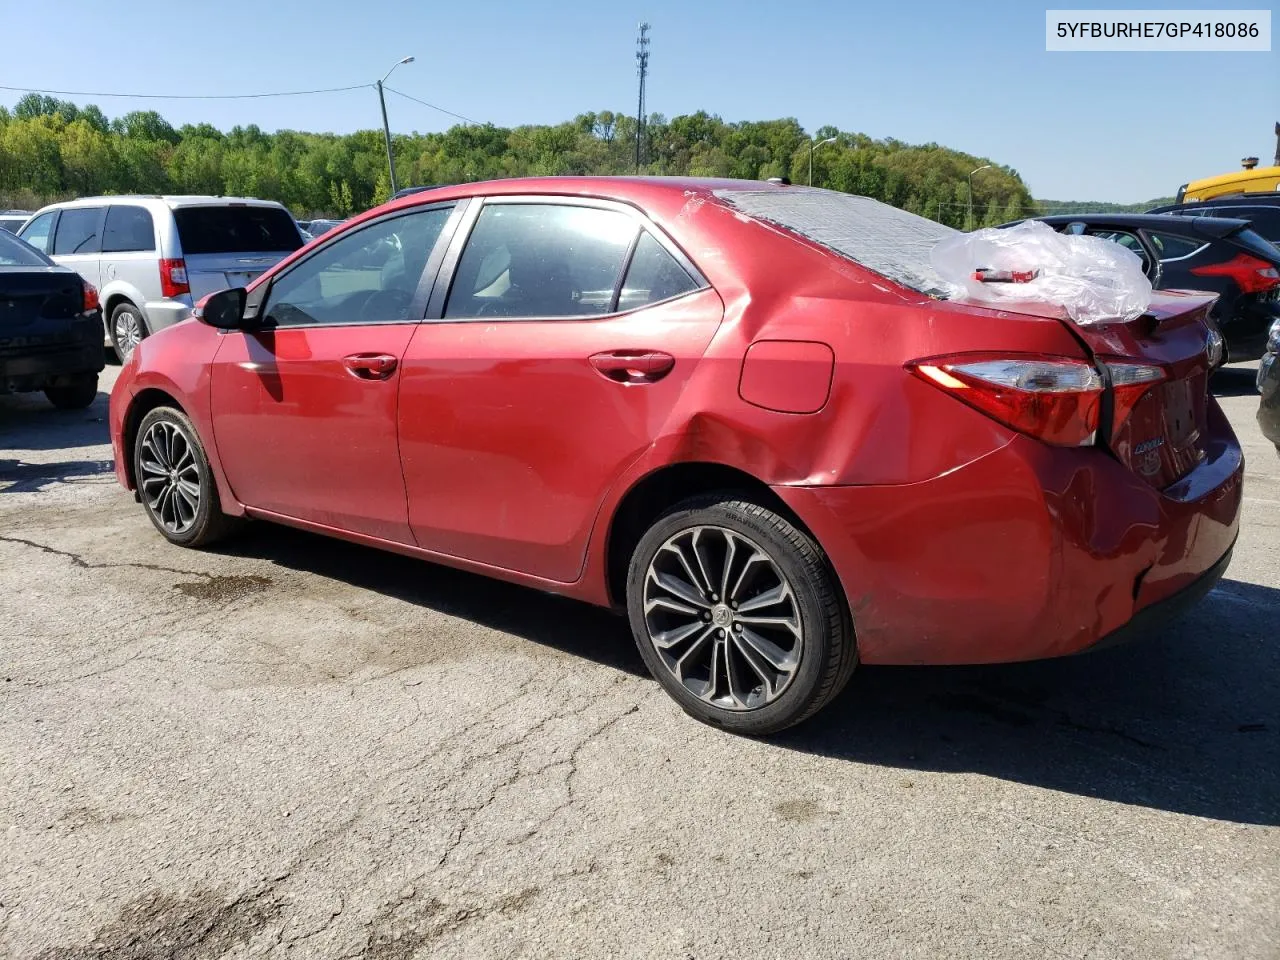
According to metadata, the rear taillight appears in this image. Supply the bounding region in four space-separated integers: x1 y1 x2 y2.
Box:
82 280 99 313
908 355 1103 446
159 258 190 298
1104 361 1168 437
1190 252 1280 295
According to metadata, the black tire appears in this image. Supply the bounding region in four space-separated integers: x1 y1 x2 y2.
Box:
133 406 239 548
626 495 855 736
43 374 99 410
109 301 147 363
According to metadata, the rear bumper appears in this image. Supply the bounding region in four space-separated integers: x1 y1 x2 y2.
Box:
1224 300 1279 362
141 297 193 334
0 321 105 392
1081 540 1233 654
773 402 1243 665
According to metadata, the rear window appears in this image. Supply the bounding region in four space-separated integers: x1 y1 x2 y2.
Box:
173 205 303 255
716 188 957 296
1231 228 1280 262
0 229 51 267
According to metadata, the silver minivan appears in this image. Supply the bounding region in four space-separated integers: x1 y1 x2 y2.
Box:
18 196 304 360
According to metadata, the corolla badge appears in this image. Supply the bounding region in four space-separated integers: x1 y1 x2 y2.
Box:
1134 437 1165 475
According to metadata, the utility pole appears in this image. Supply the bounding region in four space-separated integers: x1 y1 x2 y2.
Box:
967 164 991 231
377 56 415 198
635 22 650 174
809 136 837 187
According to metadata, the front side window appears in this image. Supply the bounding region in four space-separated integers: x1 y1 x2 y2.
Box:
444 204 638 320
52 208 103 256
18 211 55 252
103 206 156 253
262 207 452 327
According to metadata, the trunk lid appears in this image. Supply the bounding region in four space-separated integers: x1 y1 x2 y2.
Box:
183 252 290 301
1001 292 1218 489
0 267 85 352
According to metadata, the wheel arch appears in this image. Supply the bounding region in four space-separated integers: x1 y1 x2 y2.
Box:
120 388 188 490
602 460 823 609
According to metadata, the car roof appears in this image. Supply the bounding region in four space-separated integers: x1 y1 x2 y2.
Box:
34 195 289 211
382 176 787 209
1149 195 1280 214
1034 212 1250 238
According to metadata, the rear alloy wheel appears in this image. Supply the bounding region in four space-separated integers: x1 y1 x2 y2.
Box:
44 374 99 410
627 496 855 735
110 302 146 362
133 407 238 547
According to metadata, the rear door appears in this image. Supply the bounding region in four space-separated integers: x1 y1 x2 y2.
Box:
49 206 104 292
172 204 304 299
398 197 723 582
209 203 461 542
100 204 159 300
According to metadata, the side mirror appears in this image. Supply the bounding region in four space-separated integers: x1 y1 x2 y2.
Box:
194 287 249 330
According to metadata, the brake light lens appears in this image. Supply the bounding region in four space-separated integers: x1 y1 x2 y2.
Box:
159 258 190 299
81 280 99 313
908 355 1103 446
1104 361 1168 437
1190 252 1280 295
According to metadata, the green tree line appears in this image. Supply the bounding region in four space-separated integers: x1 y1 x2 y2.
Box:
0 94 1035 226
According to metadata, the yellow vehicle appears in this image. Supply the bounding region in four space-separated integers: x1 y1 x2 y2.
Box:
1176 124 1280 203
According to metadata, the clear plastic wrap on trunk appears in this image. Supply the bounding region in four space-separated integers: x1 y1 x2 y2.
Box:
930 219 1153 325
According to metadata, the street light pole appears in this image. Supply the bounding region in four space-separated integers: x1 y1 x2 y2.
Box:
809 136 838 187
377 56 415 198
967 164 992 231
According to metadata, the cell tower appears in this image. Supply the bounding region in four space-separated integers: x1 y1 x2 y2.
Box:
635 22 650 173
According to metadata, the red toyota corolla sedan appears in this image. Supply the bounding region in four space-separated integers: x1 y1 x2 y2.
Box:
109 178 1243 734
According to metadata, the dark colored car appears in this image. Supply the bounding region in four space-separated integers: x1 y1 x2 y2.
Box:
1259 316 1280 452
110 179 1240 734
0 229 105 409
1148 194 1280 245
1030 213 1280 361
305 219 345 238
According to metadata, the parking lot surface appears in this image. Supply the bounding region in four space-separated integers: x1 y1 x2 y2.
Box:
2 363 1277 960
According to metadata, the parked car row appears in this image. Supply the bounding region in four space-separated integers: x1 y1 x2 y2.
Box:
1024 213 1280 361
14 196 305 361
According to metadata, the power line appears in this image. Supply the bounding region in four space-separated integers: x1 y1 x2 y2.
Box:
383 87 481 126
0 82 371 101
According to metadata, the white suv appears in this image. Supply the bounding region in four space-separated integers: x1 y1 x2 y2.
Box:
18 196 304 360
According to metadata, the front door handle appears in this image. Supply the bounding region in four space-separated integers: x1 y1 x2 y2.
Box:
589 350 675 384
343 353 398 380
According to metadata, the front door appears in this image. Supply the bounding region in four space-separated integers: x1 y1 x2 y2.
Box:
398 199 723 582
209 204 459 542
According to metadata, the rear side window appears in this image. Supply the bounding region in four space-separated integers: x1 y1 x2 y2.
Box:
102 206 156 253
52 208 103 255
173 206 302 255
618 232 698 311
18 211 55 252
0 229 50 267
444 204 638 320
1146 232 1205 260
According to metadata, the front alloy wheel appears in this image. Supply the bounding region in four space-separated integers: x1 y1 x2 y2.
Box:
132 407 239 547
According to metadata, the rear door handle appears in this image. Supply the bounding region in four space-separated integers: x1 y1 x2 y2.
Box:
589 350 675 384
343 353 398 380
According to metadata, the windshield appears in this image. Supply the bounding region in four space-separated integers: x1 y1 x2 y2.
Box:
173 205 303 255
0 229 52 267
715 187 959 297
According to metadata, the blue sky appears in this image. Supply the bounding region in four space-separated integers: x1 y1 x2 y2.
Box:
2 0 1275 202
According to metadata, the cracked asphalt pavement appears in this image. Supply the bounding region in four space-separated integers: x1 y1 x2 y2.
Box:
2 363 1277 959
